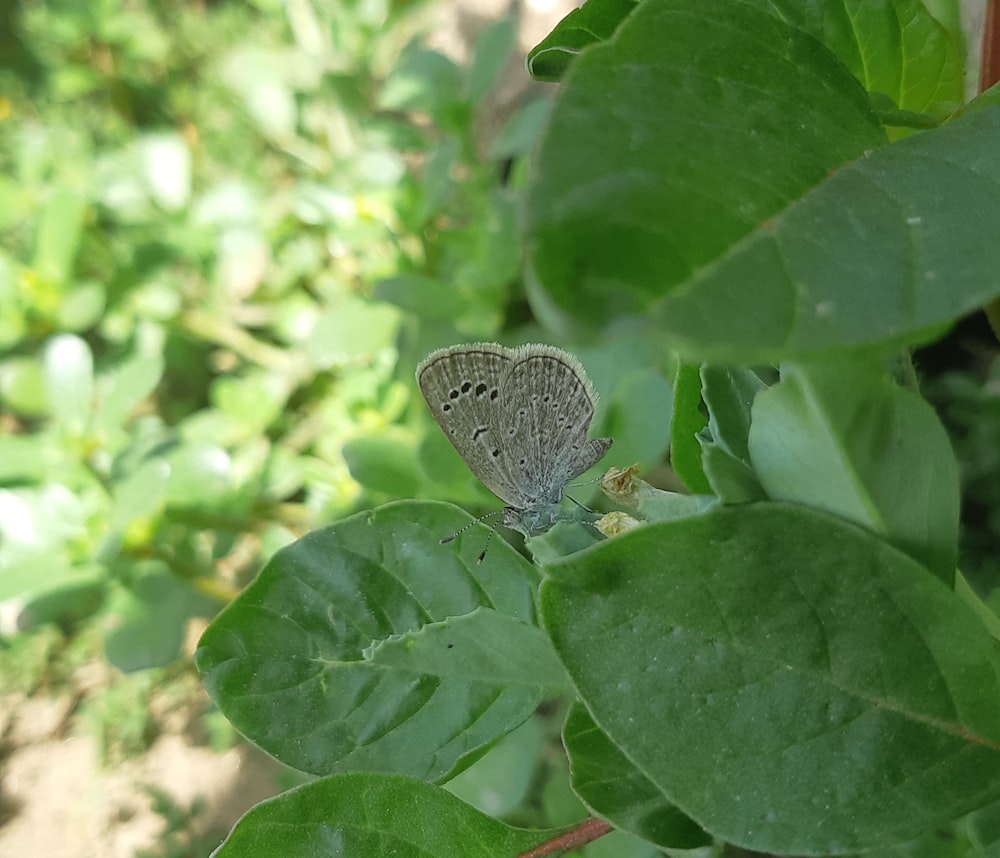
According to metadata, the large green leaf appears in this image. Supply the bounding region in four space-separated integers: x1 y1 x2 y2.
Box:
529 0 964 120
211 772 565 857
748 360 959 583
652 104 1000 362
196 501 560 780
525 0 885 333
525 0 1000 363
541 503 1000 854
563 701 710 850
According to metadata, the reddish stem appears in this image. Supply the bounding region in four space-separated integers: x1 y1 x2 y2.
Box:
983 0 1000 343
980 0 1000 92
516 818 614 857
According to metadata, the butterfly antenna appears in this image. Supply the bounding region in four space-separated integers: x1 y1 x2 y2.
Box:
565 474 605 512
477 523 508 563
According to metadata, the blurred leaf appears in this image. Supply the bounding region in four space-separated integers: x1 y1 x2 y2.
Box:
0 436 51 483
212 772 563 857
306 298 400 368
0 356 48 416
138 133 192 212
104 565 193 671
43 333 94 431
109 457 170 532
603 367 672 469
378 44 462 115
466 16 517 103
163 443 232 505
212 371 290 434
218 47 302 141
342 434 421 497
0 255 24 348
32 187 87 286
488 98 551 161
0 483 85 557
10 566 105 631
195 501 545 779
375 274 466 320
93 352 164 435
55 280 105 331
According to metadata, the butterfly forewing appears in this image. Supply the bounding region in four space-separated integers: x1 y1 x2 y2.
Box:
416 344 521 505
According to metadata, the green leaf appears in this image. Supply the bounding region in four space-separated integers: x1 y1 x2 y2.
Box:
93 352 164 435
701 366 766 462
0 436 51 483
0 357 48 417
525 0 885 334
488 98 551 161
195 501 547 779
748 360 959 583
13 566 105 629
524 519 606 565
162 442 232 505
212 772 565 857
378 44 462 116
43 334 94 431
108 457 170 531
653 104 1000 362
700 444 766 504
540 503 1000 854
526 0 640 82
55 280 105 331
444 715 544 816
138 133 192 212
366 607 571 695
466 15 517 102
772 0 964 120
305 298 400 368
604 367 673 469
699 365 768 502
104 565 193 671
32 187 87 286
342 434 421 497
668 362 710 494
563 701 711 850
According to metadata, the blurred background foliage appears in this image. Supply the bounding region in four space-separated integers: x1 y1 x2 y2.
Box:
1 0 998 755
0 0 672 695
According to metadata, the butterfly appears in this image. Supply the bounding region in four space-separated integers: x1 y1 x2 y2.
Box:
417 342 612 557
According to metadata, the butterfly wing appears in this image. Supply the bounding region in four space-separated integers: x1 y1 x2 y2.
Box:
416 343 524 506
497 345 612 508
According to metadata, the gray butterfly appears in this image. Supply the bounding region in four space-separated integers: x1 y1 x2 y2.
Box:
417 342 613 550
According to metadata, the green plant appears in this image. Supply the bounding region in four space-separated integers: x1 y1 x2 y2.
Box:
0 0 554 678
196 1 1000 855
